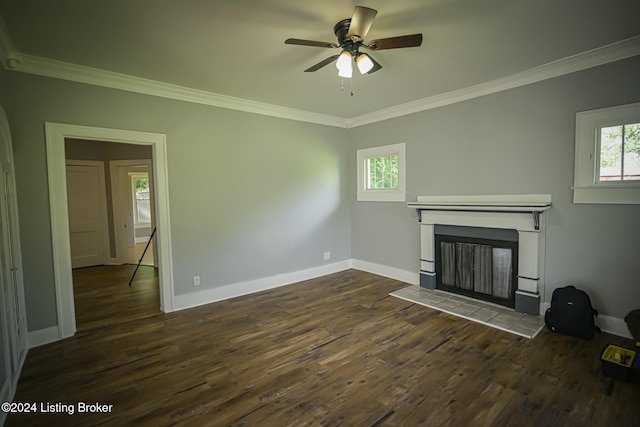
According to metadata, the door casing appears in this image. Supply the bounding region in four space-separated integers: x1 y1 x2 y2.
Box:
45 123 174 340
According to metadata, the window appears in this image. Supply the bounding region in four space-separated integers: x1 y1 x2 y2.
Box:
130 173 151 224
573 102 640 204
598 123 640 182
357 143 405 202
368 154 398 189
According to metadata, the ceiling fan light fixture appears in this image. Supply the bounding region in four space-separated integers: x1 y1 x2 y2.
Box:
337 62 353 78
335 50 352 71
356 53 374 74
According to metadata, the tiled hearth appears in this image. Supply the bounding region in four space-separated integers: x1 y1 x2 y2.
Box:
391 284 545 339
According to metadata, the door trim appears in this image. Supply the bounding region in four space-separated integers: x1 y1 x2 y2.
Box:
45 123 174 340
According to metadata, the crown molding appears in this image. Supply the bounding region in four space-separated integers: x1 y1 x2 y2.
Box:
349 35 640 128
0 28 638 128
4 53 349 128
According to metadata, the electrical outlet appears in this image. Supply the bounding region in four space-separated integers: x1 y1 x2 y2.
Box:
193 276 200 286
323 251 331 261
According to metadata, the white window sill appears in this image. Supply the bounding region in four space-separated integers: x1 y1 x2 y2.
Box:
572 185 640 204
357 191 406 202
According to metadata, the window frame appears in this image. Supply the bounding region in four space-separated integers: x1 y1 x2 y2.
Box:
357 142 406 202
596 123 640 183
573 102 640 204
129 172 151 226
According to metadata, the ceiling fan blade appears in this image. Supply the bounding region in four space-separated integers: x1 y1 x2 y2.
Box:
347 6 377 41
285 38 339 48
304 55 339 72
366 55 382 74
368 34 423 50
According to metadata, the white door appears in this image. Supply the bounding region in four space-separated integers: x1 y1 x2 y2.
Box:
0 106 27 423
66 160 109 268
0 165 25 368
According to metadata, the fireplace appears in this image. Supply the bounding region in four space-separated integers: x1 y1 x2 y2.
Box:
435 227 518 308
408 195 551 315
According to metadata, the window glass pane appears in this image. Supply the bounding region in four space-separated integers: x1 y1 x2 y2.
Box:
381 156 388 188
391 155 396 186
135 177 149 192
369 158 375 188
367 157 375 189
367 155 399 189
599 125 622 181
136 193 151 223
134 177 151 223
624 123 640 181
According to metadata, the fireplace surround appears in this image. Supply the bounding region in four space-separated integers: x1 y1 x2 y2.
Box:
408 195 551 315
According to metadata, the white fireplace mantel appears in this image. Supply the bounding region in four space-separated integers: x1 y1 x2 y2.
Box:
408 194 551 230
408 194 552 315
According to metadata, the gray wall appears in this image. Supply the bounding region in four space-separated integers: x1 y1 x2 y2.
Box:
0 70 351 331
1 54 639 334
351 56 640 319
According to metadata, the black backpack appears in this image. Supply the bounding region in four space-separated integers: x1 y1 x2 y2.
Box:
545 285 599 339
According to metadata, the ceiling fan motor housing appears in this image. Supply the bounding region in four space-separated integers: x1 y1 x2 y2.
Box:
334 19 358 53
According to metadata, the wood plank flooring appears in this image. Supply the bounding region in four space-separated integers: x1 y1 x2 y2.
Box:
7 269 640 426
72 265 160 331
127 241 155 266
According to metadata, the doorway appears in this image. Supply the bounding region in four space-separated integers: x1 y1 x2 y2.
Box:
64 143 159 331
46 123 174 340
128 170 155 265
109 160 157 267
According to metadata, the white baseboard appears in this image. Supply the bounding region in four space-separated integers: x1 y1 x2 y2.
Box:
173 260 353 311
173 259 419 312
29 259 634 343
596 314 633 339
28 325 60 348
350 259 419 285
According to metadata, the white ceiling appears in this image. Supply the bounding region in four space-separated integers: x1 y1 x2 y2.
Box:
0 0 639 120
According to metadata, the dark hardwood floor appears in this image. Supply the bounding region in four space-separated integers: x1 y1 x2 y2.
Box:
7 269 640 426
72 264 161 331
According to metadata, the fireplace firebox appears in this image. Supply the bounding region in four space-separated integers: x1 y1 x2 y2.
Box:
435 233 518 308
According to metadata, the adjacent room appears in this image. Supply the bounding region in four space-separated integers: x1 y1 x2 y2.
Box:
0 1 639 425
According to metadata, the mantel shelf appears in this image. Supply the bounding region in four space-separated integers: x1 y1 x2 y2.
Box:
407 203 551 213
408 195 552 230
408 194 551 213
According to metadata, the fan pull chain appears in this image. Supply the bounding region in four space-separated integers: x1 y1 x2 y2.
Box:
339 77 355 96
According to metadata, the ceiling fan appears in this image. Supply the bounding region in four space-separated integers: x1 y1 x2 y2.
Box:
285 6 423 78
